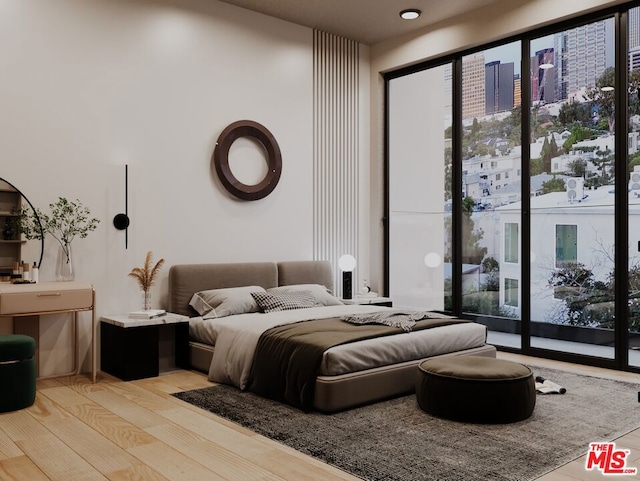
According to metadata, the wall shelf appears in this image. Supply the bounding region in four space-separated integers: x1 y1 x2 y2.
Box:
0 183 23 270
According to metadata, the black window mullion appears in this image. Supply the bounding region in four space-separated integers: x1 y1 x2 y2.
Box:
452 58 463 316
615 11 630 369
383 77 390 296
521 39 532 351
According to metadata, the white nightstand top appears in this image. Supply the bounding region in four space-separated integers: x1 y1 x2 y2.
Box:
101 313 189 328
342 296 392 305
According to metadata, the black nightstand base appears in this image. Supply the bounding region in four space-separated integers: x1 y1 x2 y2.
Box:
100 322 188 381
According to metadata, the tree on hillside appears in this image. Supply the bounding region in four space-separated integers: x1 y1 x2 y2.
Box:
542 175 566 194
630 151 640 173
462 196 475 213
444 124 453 139
586 68 640 133
549 262 595 288
531 104 541 142
590 148 614 181
567 158 587 178
503 106 522 146
444 147 453 201
562 125 596 151
549 135 560 157
530 157 543 176
558 101 591 127
540 135 552 173
471 118 480 136
444 196 487 264
587 67 616 132
461 196 487 264
630 70 640 115
482 256 499 273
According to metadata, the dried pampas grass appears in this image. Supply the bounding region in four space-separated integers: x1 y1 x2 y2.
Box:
128 251 165 292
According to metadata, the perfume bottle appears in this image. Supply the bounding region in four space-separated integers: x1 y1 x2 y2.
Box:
22 261 30 281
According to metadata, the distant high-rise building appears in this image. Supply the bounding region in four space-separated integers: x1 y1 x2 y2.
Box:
462 53 486 121
531 48 556 103
630 7 640 72
630 46 640 72
485 61 514 114
630 6 640 51
514 74 521 107
444 63 453 126
443 58 486 126
555 21 608 100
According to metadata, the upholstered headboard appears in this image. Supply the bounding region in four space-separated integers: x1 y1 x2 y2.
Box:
168 260 334 317
277 261 334 292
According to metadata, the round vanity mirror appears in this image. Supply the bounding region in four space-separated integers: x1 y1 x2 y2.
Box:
0 178 44 276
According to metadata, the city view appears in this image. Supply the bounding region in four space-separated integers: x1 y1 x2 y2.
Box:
458 16 640 338
389 7 640 361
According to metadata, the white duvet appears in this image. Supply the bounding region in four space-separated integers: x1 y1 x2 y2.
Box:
189 304 487 390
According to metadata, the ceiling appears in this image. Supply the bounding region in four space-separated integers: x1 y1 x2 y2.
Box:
216 0 507 45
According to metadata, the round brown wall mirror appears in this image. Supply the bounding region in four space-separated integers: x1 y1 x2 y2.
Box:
213 120 282 201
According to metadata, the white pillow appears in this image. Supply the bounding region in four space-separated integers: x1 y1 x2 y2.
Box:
268 284 343 306
189 286 266 319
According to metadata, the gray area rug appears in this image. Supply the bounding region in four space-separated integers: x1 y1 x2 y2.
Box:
173 366 640 481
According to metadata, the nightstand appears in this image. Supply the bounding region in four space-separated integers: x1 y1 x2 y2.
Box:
342 296 393 307
100 313 189 381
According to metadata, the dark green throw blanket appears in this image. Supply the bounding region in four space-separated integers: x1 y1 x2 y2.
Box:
247 315 470 411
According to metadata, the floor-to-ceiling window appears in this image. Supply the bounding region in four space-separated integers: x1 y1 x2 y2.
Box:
528 17 616 359
386 5 640 372
388 63 452 311
459 43 522 349
628 5 640 367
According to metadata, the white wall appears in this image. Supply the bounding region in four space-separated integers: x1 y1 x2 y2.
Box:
0 0 319 375
368 0 628 296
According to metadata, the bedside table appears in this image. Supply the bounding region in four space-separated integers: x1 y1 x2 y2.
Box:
100 313 189 381
342 296 393 307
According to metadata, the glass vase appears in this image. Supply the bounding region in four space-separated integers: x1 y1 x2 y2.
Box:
143 290 151 311
56 243 74 281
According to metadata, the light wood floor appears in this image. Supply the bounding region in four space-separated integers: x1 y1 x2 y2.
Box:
0 353 639 481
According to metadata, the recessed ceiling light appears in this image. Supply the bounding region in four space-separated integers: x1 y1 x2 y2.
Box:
601 86 614 92
400 9 421 20
539 63 554 70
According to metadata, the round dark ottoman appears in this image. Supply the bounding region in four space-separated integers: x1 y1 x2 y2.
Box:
0 334 36 413
416 356 535 423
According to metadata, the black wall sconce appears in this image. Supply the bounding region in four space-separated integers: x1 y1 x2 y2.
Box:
113 164 130 248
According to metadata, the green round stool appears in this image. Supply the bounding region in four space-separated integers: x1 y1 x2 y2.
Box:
0 334 36 413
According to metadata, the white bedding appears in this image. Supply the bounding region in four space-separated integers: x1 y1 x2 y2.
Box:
190 304 487 390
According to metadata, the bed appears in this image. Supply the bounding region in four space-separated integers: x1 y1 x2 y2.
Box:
168 260 496 412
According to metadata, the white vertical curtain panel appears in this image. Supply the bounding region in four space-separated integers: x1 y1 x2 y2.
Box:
312 30 360 298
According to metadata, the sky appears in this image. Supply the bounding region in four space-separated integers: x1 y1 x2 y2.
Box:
482 36 554 76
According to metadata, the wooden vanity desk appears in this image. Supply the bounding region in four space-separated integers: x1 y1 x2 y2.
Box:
0 281 96 382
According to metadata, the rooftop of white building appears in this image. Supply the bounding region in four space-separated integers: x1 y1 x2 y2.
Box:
497 184 640 213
